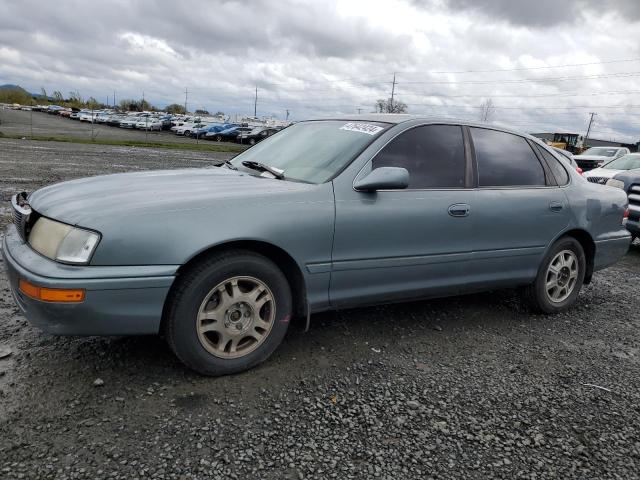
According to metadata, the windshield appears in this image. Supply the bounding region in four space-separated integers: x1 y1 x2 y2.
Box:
230 120 389 183
583 147 619 157
603 154 640 170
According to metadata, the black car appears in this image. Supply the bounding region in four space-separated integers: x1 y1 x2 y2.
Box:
610 169 640 243
238 127 279 145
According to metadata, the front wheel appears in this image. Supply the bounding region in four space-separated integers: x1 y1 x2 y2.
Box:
524 236 586 313
164 250 292 376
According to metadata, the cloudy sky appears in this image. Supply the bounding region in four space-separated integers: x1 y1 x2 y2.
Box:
1 0 640 141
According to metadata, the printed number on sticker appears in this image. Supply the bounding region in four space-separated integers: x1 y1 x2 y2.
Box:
340 123 384 135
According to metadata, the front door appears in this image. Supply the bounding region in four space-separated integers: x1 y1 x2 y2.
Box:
330 124 476 308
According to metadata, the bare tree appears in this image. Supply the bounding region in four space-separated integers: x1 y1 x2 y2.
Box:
374 98 408 113
479 98 495 123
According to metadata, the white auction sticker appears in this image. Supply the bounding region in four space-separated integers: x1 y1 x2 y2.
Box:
340 122 384 135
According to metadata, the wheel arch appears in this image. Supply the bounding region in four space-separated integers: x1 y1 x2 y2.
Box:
166 240 308 321
555 228 596 284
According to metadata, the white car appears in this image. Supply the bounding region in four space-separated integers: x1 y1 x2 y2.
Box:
136 118 163 131
78 112 97 122
574 146 630 171
174 122 205 136
119 117 141 128
584 153 640 185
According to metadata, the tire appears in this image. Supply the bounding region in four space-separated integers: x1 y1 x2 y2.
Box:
524 236 586 314
183 130 190 137
216 135 223 142
164 250 292 376
249 138 256 145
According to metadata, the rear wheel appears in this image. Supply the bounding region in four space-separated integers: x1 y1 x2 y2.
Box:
164 250 292 376
249 138 256 145
216 135 223 142
524 236 586 313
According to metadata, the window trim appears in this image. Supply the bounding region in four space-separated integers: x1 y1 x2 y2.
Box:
468 126 553 190
353 123 471 192
531 142 571 187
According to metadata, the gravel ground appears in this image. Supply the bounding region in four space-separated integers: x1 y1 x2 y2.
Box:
1 139 639 480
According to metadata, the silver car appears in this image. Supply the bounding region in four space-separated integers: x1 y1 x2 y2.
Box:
2 116 631 375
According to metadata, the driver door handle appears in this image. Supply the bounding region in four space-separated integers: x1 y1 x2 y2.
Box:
448 203 470 217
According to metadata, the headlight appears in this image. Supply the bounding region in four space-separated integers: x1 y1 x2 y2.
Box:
605 178 625 190
28 217 100 265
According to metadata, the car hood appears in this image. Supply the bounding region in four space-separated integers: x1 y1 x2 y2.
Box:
585 168 622 179
28 167 314 228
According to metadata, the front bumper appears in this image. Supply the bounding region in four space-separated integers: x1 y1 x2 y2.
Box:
1 225 179 335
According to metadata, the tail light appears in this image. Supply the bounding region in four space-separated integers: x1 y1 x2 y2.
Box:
624 208 629 219
576 167 584 175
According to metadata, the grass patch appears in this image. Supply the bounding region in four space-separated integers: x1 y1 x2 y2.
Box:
0 133 246 153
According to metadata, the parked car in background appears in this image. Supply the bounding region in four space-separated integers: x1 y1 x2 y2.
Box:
174 122 205 136
119 116 142 129
552 147 583 175
190 123 236 139
206 126 252 142
238 126 279 145
606 169 640 243
3 116 630 376
574 146 630 171
584 153 640 185
106 114 127 127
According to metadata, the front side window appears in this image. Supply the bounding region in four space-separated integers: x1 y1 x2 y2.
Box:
371 124 466 189
471 128 546 187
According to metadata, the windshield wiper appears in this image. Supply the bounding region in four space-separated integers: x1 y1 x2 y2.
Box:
241 160 285 179
221 160 237 170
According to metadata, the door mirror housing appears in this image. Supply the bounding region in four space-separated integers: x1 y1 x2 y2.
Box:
354 167 410 192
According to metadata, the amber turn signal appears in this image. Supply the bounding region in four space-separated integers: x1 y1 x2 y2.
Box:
19 279 85 303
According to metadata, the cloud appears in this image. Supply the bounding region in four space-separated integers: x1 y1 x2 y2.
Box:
0 0 639 142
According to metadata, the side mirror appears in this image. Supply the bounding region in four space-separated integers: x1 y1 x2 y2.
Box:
354 167 409 192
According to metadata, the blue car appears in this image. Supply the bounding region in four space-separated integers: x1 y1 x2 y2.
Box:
205 125 252 142
190 123 236 139
3 115 630 376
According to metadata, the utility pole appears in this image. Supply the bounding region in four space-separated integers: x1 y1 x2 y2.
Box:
142 91 145 112
285 109 290 121
184 87 188 114
585 112 597 147
389 73 396 113
357 107 363 114
113 91 116 109
254 86 258 118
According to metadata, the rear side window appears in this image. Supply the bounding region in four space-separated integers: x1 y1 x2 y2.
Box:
471 128 546 187
372 124 466 189
536 145 569 185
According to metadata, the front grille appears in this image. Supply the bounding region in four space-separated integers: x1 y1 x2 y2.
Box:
587 176 608 185
10 192 32 241
629 184 640 221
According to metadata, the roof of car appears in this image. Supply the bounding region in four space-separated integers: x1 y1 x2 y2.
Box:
306 114 542 140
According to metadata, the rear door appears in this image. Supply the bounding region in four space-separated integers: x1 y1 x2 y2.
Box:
467 127 571 286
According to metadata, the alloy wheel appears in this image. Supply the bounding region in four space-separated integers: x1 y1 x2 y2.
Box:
545 249 579 303
196 276 275 358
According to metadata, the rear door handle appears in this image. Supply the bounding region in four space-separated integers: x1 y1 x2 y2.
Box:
549 202 564 212
448 203 470 217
